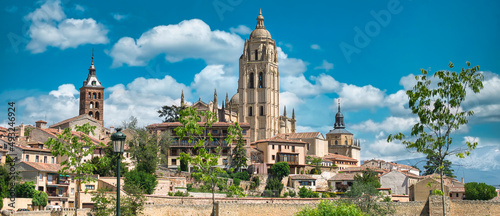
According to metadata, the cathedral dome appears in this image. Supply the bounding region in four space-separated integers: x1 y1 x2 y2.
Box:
230 93 239 105
250 28 271 39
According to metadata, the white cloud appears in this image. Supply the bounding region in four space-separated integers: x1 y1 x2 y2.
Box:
277 47 308 76
279 92 304 113
25 0 109 53
314 60 334 72
384 90 411 116
49 84 79 97
112 13 128 21
448 138 500 171
310 44 320 50
109 19 244 67
74 4 85 12
229 25 251 35
337 84 385 111
190 65 237 103
352 116 418 134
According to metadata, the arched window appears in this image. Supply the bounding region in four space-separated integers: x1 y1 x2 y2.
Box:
93 93 96 99
248 73 254 88
345 136 348 145
89 111 93 117
254 50 258 61
335 140 338 145
258 72 264 88
248 107 253 116
90 102 93 109
98 93 101 99
88 93 91 99
95 102 99 109
260 106 264 116
95 112 100 120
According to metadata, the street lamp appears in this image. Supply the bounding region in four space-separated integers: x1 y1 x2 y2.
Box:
111 128 126 216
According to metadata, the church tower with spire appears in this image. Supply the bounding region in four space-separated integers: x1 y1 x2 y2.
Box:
79 50 104 126
238 9 280 142
326 99 361 166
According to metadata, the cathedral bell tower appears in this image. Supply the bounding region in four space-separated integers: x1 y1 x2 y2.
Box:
79 50 104 126
238 9 279 142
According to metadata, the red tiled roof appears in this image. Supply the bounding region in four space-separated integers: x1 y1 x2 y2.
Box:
49 114 96 128
147 121 251 128
290 175 316 180
274 132 323 139
21 161 64 172
341 167 387 174
322 153 358 162
15 144 52 153
36 120 47 123
329 173 356 181
251 137 307 145
40 128 102 145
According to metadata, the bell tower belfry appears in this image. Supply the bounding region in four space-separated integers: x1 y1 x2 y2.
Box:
79 50 104 126
238 9 279 142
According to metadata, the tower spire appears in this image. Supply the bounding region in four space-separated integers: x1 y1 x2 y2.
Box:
256 9 265 29
292 108 295 120
180 90 185 106
89 48 96 73
338 98 341 112
334 98 345 129
283 105 287 117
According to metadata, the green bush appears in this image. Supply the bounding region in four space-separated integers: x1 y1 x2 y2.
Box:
187 183 193 191
168 192 173 196
264 177 283 197
284 192 289 197
173 191 189 197
296 200 366 216
233 178 241 187
232 172 250 181
289 190 297 198
271 162 290 180
299 186 319 198
191 172 202 181
124 170 158 194
432 189 443 196
465 182 497 200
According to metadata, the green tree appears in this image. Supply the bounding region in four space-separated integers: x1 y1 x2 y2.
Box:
179 154 189 172
306 156 322 174
264 177 284 197
423 154 455 178
121 184 147 216
15 181 36 198
175 106 229 216
465 182 497 200
45 123 105 215
32 191 48 210
128 128 161 174
0 165 12 198
121 116 138 130
296 200 366 216
271 162 290 180
227 122 248 172
388 62 483 216
88 144 128 177
124 170 158 194
299 186 320 198
346 170 381 198
158 104 183 122
91 188 115 216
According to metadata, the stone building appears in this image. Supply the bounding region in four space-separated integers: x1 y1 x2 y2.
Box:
326 100 361 165
409 174 465 201
250 137 307 174
79 53 104 126
379 170 422 195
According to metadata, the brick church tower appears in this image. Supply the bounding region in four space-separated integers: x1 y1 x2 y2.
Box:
79 52 104 126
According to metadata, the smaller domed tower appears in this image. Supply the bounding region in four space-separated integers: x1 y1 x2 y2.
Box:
326 99 361 166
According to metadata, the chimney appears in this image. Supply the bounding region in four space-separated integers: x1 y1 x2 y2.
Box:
461 177 464 183
35 120 47 129
58 127 61 132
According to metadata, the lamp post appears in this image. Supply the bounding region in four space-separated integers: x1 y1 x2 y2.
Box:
111 128 126 216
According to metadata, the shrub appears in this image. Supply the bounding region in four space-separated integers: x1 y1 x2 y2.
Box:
233 178 241 187
271 162 290 180
432 189 443 196
299 186 319 198
465 182 497 200
296 200 365 216
382 196 392 202
191 172 202 181
264 177 283 197
124 170 158 194
284 192 289 197
187 183 193 191
168 192 173 196
232 172 250 181
173 191 189 197
289 190 297 198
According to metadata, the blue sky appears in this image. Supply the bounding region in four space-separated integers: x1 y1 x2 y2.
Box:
1 0 499 183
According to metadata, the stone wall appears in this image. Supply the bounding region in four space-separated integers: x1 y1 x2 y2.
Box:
9 208 92 216
450 200 500 216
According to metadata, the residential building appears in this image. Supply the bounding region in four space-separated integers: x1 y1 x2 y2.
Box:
250 137 307 174
362 159 420 176
9 142 57 165
409 174 465 201
275 132 328 158
147 121 251 168
320 153 358 170
289 175 317 190
328 172 356 192
380 170 422 195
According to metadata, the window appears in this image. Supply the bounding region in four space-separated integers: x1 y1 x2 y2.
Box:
456 193 459 197
212 130 218 134
35 155 39 162
48 175 53 182
242 130 247 135
98 93 101 99
71 188 74 195
39 174 43 180
258 72 264 88
85 185 95 190
272 145 275 150
95 102 99 109
90 102 93 109
95 112 100 120
335 140 338 145
249 73 254 88
51 157 55 164
307 144 309 151
260 106 264 116
44 156 47 163
278 145 281 151
172 159 177 165
292 146 295 152
93 93 96 99
345 140 347 145
25 155 29 161
88 93 91 99
89 111 93 117
91 81 96 86
248 107 253 116
254 50 258 61
272 155 275 160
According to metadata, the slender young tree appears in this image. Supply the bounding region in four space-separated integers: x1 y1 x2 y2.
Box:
227 122 247 172
45 123 105 215
388 62 483 216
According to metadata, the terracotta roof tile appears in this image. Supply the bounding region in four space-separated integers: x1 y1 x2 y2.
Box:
251 137 307 145
290 175 316 180
329 173 356 181
21 161 64 172
322 153 358 162
274 132 323 139
49 114 94 128
15 144 52 153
